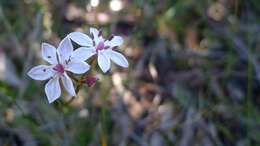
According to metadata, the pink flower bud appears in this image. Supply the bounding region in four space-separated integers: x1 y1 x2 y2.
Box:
84 76 99 87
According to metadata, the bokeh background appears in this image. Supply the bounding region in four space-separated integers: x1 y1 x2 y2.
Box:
0 0 260 146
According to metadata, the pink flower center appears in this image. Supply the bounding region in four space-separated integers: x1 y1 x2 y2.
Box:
53 64 65 73
96 42 105 52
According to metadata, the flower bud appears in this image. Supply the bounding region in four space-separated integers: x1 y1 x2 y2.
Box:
84 76 99 87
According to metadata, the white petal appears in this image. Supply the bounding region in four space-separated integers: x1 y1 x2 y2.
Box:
61 73 76 96
105 50 128 68
104 36 123 48
89 27 104 44
97 52 111 73
45 77 61 103
57 37 73 64
41 43 58 65
89 27 99 37
71 47 96 62
68 32 93 47
66 61 90 74
27 65 54 80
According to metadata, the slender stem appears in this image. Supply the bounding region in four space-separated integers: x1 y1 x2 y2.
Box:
64 57 97 105
64 78 83 105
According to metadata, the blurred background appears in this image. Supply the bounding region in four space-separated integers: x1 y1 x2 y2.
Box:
0 0 260 146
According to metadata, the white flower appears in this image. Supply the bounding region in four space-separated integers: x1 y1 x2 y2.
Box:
27 37 90 103
68 27 129 73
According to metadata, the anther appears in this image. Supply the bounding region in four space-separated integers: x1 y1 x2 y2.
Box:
108 34 114 41
112 46 118 50
90 33 94 39
98 29 102 37
104 46 110 50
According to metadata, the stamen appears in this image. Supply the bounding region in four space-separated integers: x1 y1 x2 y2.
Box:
98 29 102 37
65 57 71 65
108 34 114 41
112 46 118 50
90 33 94 39
104 46 110 50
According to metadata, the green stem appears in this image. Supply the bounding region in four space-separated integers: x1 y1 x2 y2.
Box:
64 58 97 105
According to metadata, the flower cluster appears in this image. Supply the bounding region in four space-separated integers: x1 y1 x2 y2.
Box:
27 27 128 103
